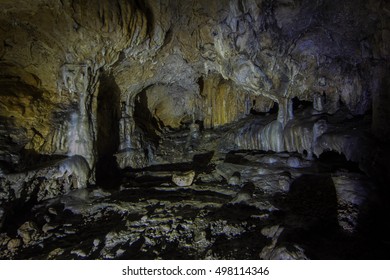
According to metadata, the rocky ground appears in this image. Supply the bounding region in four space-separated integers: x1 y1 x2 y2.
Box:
1 148 389 260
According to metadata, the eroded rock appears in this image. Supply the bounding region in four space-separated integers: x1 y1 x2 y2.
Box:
172 171 196 187
332 173 372 233
0 0 389 261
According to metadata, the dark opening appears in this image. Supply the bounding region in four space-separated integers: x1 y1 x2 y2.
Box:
197 76 204 94
250 101 279 116
2 186 39 236
285 174 340 259
339 98 344 107
133 90 161 146
318 151 362 173
96 74 121 188
292 96 312 112
194 119 204 131
134 0 154 36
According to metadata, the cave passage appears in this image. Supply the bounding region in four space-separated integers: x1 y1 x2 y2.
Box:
95 74 121 187
0 0 390 261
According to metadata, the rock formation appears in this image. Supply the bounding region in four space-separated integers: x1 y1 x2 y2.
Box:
0 0 389 259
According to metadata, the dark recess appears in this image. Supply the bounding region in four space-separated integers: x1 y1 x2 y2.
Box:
96 73 121 188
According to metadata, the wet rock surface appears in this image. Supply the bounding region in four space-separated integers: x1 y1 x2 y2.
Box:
0 149 389 260
0 0 390 260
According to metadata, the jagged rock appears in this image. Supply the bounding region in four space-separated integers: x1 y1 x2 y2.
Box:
7 239 22 252
70 249 87 258
0 0 389 261
47 248 65 260
172 171 196 187
228 172 241 186
17 221 39 245
260 224 308 259
261 244 309 260
0 0 386 173
115 149 151 169
261 225 282 239
286 157 301 168
216 161 291 194
196 172 223 183
42 223 58 234
313 92 326 113
210 220 246 238
201 74 273 128
0 155 90 204
230 191 252 205
216 163 246 181
332 173 372 233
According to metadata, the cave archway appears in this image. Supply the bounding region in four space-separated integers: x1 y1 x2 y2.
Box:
318 151 362 173
133 88 162 145
96 74 121 187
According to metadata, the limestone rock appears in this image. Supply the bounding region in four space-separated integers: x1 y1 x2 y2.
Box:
42 223 58 234
228 172 241 186
0 0 387 174
0 233 11 247
332 173 372 233
216 163 245 181
115 149 151 169
260 244 309 260
261 225 282 239
201 74 273 128
286 156 304 168
0 0 389 261
7 238 22 252
47 248 65 260
17 221 39 245
0 155 90 204
172 171 196 187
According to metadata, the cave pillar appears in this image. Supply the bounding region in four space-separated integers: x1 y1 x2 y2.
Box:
61 63 99 172
119 100 134 151
277 97 293 127
313 92 326 113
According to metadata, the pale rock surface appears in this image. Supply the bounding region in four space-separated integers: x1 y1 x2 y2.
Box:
7 238 22 252
0 0 389 261
261 244 308 260
228 172 241 186
0 155 90 204
332 173 372 233
0 0 388 175
17 221 39 245
172 171 196 187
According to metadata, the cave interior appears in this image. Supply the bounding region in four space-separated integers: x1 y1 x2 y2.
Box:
0 0 390 259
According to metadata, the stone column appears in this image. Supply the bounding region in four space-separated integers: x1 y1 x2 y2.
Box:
277 98 293 127
61 63 97 169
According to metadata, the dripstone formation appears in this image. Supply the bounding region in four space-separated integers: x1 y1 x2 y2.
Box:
0 0 389 259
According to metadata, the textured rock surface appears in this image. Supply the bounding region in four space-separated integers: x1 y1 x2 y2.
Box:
0 155 89 205
0 0 388 172
0 0 390 260
0 152 387 260
172 171 196 187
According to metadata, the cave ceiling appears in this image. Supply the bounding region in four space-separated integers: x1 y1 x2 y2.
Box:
0 0 388 172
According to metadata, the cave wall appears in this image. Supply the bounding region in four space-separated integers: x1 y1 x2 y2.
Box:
200 74 274 128
0 0 389 183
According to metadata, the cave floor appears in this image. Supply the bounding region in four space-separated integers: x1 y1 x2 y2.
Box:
1 151 389 260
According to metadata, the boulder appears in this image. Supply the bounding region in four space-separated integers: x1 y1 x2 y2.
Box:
172 171 196 187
